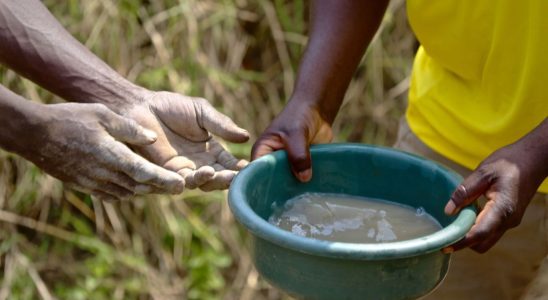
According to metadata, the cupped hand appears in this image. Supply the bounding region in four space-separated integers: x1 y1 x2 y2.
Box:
28 103 185 201
123 91 249 191
443 138 547 253
251 100 333 182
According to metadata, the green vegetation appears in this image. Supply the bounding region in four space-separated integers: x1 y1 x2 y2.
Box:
0 0 414 299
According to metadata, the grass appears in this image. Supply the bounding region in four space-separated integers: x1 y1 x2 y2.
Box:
0 0 415 299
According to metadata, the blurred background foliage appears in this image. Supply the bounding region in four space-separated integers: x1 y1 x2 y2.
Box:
0 0 415 299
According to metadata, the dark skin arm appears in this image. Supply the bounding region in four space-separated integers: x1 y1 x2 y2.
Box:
0 0 142 108
0 0 249 193
252 0 389 181
251 1 548 253
0 84 185 200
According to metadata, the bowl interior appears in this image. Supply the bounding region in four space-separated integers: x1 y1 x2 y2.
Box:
229 144 476 259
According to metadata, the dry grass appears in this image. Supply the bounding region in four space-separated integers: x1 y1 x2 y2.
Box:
0 0 415 299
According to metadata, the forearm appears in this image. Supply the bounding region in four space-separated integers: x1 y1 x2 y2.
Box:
0 85 43 155
292 0 389 123
0 0 144 111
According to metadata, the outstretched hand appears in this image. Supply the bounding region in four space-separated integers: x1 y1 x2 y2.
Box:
28 103 185 201
251 100 333 182
124 91 249 191
443 126 548 253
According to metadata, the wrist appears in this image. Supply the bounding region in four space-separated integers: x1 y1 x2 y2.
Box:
0 95 47 156
288 89 340 125
75 78 150 114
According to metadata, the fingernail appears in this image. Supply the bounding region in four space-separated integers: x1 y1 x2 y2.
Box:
445 200 457 215
442 247 454 254
297 169 312 182
143 129 157 142
170 176 185 194
236 159 249 170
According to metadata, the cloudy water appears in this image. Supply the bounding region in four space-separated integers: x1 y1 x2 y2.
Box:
268 193 442 243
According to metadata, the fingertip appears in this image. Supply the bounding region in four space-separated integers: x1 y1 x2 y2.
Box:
173 179 185 194
232 128 250 143
296 169 312 182
444 200 458 215
198 166 216 177
236 159 249 170
442 247 454 254
167 173 185 194
178 166 215 190
142 128 158 144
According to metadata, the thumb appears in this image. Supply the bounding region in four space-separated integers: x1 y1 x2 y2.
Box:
102 111 157 145
198 100 249 143
283 131 312 183
445 167 492 215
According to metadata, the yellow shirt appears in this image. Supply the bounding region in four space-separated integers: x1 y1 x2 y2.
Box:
406 0 548 193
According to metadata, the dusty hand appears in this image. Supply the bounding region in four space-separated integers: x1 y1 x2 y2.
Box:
123 91 249 191
251 100 333 182
443 137 547 253
26 103 184 201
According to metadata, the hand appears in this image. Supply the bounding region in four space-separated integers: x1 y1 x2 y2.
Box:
443 134 548 253
26 103 185 201
122 91 249 191
251 100 333 182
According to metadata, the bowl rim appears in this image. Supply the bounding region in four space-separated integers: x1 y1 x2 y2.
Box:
228 143 477 260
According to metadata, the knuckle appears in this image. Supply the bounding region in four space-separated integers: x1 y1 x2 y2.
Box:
93 103 111 117
452 185 468 202
193 97 210 107
280 125 304 139
476 165 495 183
494 200 517 223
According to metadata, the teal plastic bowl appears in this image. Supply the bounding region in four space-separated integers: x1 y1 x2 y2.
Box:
228 144 476 300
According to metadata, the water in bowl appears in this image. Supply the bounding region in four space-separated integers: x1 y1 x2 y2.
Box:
268 193 442 243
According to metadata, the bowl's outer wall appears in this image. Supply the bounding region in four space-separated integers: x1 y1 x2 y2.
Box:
253 237 450 300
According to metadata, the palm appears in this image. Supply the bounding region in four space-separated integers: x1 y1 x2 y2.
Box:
126 91 249 191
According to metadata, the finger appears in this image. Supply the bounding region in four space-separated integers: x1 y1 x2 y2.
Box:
92 168 157 195
103 142 185 193
100 109 157 146
216 146 248 170
91 191 118 203
470 230 505 253
283 131 312 182
199 170 237 191
178 166 215 189
251 135 284 160
76 176 134 201
65 182 92 195
211 163 225 171
163 156 197 172
198 99 249 143
445 168 493 215
445 198 506 252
